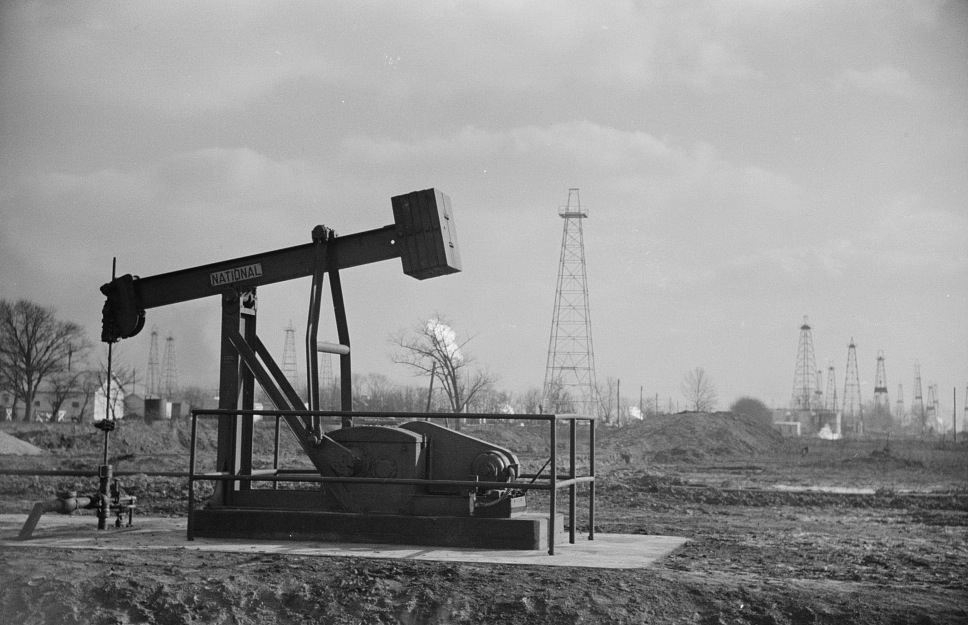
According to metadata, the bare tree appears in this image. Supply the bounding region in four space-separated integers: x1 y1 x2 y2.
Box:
517 387 543 414
353 372 397 412
390 316 497 427
542 377 575 414
596 377 619 425
180 385 212 416
48 369 94 422
681 366 718 412
469 387 511 414
0 300 91 422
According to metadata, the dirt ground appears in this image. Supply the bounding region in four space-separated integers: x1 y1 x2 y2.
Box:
1 414 966 624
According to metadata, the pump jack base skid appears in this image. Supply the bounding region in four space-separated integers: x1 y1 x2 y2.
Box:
190 509 562 551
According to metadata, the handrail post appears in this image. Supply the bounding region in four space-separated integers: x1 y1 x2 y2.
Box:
589 416 595 540
273 414 281 489
187 410 198 541
549 414 557 555
569 416 577 545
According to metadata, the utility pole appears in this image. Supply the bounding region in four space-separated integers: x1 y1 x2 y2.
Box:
616 378 621 426
953 387 957 443
963 385 968 436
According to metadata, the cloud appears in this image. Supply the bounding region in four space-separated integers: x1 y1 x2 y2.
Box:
665 39 763 91
341 120 803 269
861 198 968 273
2 2 346 116
839 65 933 101
1 1 771 122
156 148 320 209
0 147 328 305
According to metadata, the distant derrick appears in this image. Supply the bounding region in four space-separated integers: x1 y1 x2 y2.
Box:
161 334 178 398
912 362 925 432
791 317 818 412
870 350 891 430
319 352 335 410
814 368 825 411
842 339 862 433
824 364 838 413
895 383 905 427
146 327 160 398
925 383 940 432
282 320 299 392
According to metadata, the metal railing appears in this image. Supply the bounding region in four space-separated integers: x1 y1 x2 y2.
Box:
188 409 596 555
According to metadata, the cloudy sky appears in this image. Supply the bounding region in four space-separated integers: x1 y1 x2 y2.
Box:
1 1 966 415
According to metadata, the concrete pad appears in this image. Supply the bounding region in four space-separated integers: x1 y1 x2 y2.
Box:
0 513 688 569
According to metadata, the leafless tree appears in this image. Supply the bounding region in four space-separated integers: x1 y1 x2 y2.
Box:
0 300 91 421
180 385 212 416
596 377 619 425
681 366 718 412
517 387 543 414
542 377 575 414
468 387 511 414
390 316 497 428
48 369 94 422
353 372 397 412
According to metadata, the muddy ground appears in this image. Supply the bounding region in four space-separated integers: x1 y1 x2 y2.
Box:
0 414 966 624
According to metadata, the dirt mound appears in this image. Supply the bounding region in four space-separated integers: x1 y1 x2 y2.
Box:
3 413 785 466
0 431 45 455
600 411 785 463
843 449 924 469
5 421 208 456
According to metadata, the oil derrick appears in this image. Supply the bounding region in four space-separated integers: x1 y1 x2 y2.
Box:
791 317 818 412
895 384 905 427
814 368 825 410
824 364 838 412
871 350 891 430
543 188 599 417
161 334 178 398
319 352 334 410
912 362 926 431
282 320 299 392
842 338 862 434
925 383 939 432
146 327 160 398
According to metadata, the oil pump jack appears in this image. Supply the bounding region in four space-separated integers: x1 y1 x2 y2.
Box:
99 189 546 549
